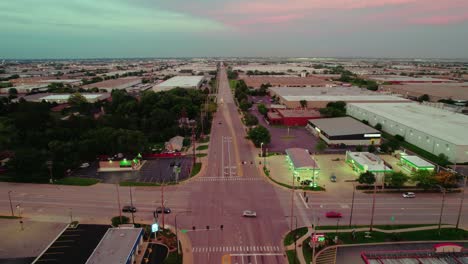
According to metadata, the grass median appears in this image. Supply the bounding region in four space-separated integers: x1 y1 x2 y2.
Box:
190 162 202 177
54 177 100 186
316 224 438 231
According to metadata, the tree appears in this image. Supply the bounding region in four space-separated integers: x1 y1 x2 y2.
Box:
244 113 259 126
385 171 409 189
375 123 382 130
434 171 457 188
247 125 271 147
257 104 268 115
358 171 376 185
111 216 130 227
68 93 88 107
411 170 436 190
367 145 376 153
8 88 17 96
417 94 430 102
300 100 308 108
395 135 405 141
315 140 327 152
6 148 49 182
355 145 363 152
437 153 449 167
239 99 251 112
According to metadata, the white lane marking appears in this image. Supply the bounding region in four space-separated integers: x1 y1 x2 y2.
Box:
298 192 310 209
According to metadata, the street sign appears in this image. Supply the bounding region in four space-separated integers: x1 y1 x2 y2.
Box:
390 216 395 222
312 234 325 242
151 223 159 233
181 229 187 233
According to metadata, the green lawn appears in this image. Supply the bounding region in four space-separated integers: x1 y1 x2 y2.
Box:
302 238 313 264
284 227 309 246
229 80 239 90
316 224 438 231
196 153 207 158
196 145 209 151
286 250 299 264
120 181 161 187
163 250 182 264
54 177 100 186
199 136 210 143
191 163 202 177
0 215 21 219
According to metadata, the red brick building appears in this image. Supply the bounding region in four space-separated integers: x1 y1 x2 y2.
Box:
267 109 321 126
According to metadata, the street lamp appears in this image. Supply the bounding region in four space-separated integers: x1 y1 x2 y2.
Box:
8 191 14 217
260 142 265 165
129 186 135 225
285 215 298 264
175 211 192 263
435 184 447 235
349 182 356 227
369 175 377 232
16 204 23 231
456 176 467 230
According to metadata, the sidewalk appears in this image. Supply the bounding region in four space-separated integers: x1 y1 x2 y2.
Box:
284 225 460 264
164 224 193 264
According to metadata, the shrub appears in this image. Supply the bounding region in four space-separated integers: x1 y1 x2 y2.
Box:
111 216 130 227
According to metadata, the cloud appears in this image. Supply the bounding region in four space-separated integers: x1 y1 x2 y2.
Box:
409 15 468 25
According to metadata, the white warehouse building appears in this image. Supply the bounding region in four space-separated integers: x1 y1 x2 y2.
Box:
346 103 468 163
152 76 204 92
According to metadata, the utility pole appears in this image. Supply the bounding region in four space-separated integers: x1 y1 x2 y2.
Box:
312 217 320 264
456 176 467 229
290 173 295 231
115 183 122 226
349 183 356 227
161 174 165 230
191 126 196 165
175 211 191 263
8 191 14 217
129 187 135 225
369 178 377 232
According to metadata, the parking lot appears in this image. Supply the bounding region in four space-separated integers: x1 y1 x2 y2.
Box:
74 157 193 184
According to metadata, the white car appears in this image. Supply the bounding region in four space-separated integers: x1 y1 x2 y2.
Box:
80 163 90 168
402 192 416 198
243 210 257 217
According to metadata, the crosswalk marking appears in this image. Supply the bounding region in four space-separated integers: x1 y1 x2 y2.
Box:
192 245 281 253
194 177 261 182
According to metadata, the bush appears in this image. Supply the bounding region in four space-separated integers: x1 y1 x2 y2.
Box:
375 123 382 130
395 134 405 141
111 215 130 227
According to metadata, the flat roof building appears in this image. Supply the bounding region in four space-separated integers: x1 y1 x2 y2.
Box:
82 77 142 92
152 76 204 92
267 109 321 126
345 151 393 184
269 87 411 108
369 75 455 84
306 117 381 146
380 82 468 102
20 93 110 103
86 227 144 264
285 148 319 186
400 154 435 172
347 103 468 163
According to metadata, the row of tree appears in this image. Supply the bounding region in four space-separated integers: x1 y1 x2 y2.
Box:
358 170 459 190
1 88 212 182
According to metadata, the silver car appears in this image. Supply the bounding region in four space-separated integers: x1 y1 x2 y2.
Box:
402 192 416 198
242 210 257 217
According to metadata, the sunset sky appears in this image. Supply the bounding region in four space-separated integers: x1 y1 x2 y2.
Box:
1 0 468 58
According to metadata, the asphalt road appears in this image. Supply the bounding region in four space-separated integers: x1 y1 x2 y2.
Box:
0 64 467 263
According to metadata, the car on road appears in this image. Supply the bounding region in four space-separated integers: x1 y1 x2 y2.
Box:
300 180 312 186
242 210 257 217
155 207 171 214
402 192 416 198
325 211 342 218
122 205 137 213
330 175 337 182
80 162 90 168
218 121 222 124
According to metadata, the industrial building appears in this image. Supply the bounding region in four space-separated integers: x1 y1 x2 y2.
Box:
306 117 381 146
399 154 435 172
369 76 455 84
345 151 393 184
267 109 321 126
347 103 468 163
285 148 320 186
269 87 411 108
82 77 142 92
20 93 110 103
152 76 204 92
380 82 468 102
86 227 144 264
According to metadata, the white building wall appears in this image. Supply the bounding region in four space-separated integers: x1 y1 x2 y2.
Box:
346 104 466 163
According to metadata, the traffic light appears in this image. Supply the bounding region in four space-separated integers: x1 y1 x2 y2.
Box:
220 225 224 230
206 225 210 230
192 226 196 231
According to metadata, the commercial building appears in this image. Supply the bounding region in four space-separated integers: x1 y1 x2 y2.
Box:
82 77 142 92
306 117 381 146
0 84 49 94
152 76 204 92
380 82 468 102
267 109 321 126
399 154 435 172
369 76 455 84
347 103 468 163
39 93 110 104
86 227 144 264
242 76 330 88
285 148 320 186
345 151 393 184
269 87 411 108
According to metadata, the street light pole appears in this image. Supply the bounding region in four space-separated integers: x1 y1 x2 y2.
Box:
438 187 447 235
290 172 296 231
456 176 467 230
129 186 135 225
286 215 298 264
175 211 192 264
349 183 356 227
369 178 377 232
8 191 14 217
115 183 122 226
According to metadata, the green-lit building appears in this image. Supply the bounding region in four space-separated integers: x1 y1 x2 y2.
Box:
400 154 435 172
345 151 393 184
285 148 320 187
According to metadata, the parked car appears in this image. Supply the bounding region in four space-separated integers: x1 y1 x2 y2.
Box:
300 180 312 186
402 192 416 198
330 175 337 182
155 207 171 214
325 211 342 218
80 162 90 168
243 210 257 217
122 205 137 213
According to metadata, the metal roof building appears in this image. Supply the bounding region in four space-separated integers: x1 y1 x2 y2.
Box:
152 76 204 92
86 227 144 264
347 102 468 163
306 117 381 146
285 148 320 186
